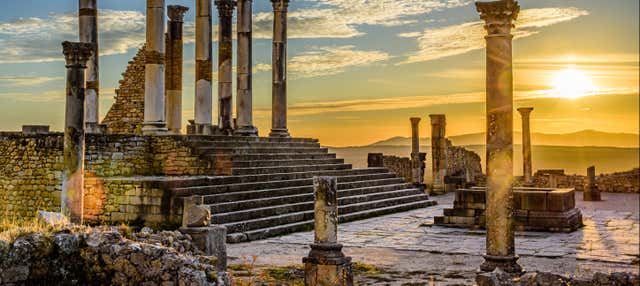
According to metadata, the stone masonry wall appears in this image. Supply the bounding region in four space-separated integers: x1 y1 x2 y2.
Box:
382 155 413 183
102 46 146 134
530 168 639 193
0 132 213 223
446 140 483 184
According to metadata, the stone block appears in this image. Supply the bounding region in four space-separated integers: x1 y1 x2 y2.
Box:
22 125 50 135
179 226 227 271
519 190 547 211
37 211 69 226
547 189 575 211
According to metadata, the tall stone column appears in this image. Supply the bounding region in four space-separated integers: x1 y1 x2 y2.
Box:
165 5 188 134
269 0 290 138
62 41 93 224
143 0 168 134
476 0 522 273
79 0 100 133
303 176 354 286
234 0 258 136
429 114 447 195
215 0 236 135
410 118 425 190
195 0 213 134
518 107 533 184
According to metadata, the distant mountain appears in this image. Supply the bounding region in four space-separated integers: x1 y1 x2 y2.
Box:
368 130 639 148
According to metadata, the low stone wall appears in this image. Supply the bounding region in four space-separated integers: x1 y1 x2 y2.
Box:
446 140 484 186
381 155 413 183
529 168 639 193
0 227 226 285
0 132 214 222
477 269 639 286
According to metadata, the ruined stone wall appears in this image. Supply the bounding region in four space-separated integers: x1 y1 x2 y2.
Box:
528 168 639 193
382 155 412 183
102 46 146 134
446 140 483 184
0 132 212 222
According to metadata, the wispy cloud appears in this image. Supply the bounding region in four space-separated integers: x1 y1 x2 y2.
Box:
401 7 589 64
0 76 63 86
286 45 390 78
0 90 64 102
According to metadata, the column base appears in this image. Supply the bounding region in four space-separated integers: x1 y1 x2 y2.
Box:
269 128 290 138
142 122 168 135
234 125 259 136
303 243 354 286
480 254 523 274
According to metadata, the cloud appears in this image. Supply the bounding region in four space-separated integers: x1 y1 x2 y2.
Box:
0 76 63 86
286 45 390 78
398 32 423 38
0 90 64 102
0 10 145 64
401 7 589 64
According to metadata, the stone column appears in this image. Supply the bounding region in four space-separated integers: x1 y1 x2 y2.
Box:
79 0 100 133
584 166 602 201
215 0 236 135
429 114 447 195
142 0 168 134
165 5 188 134
61 41 93 224
476 0 522 273
195 0 213 134
518 107 533 184
303 176 354 286
410 118 425 190
269 0 290 138
234 0 258 136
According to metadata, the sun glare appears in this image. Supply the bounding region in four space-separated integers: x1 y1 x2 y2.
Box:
550 66 597 99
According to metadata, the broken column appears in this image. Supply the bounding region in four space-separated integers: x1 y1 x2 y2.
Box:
61 41 94 224
303 176 354 286
429 114 447 195
234 0 258 136
584 166 602 201
142 0 168 134
165 5 188 134
269 0 290 138
79 0 100 133
214 0 235 135
195 0 213 134
518 107 534 184
476 0 522 273
410 118 425 191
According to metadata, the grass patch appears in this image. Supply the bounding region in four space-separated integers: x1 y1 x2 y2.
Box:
353 262 381 275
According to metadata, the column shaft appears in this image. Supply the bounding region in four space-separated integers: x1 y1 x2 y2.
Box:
79 0 100 132
143 0 167 134
477 0 522 273
234 0 258 136
165 6 188 134
269 0 290 137
410 118 423 186
216 0 235 134
62 41 93 224
195 0 213 133
430 114 447 194
518 108 533 183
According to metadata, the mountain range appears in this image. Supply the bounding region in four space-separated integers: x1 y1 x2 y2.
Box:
368 130 639 148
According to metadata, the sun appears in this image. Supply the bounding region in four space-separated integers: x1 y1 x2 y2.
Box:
550 66 596 99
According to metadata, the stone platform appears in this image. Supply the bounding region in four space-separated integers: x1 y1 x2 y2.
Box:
434 187 583 232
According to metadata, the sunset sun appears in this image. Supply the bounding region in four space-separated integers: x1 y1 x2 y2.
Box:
550 66 597 99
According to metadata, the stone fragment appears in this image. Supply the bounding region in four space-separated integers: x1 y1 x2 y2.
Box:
185 205 211 227
37 210 70 226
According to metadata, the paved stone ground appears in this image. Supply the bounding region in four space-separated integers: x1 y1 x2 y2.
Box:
228 192 640 285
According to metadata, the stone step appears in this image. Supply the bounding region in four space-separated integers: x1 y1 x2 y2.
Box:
173 168 391 196
190 140 321 148
219 192 428 231
210 183 415 213
185 135 318 143
203 177 406 203
224 153 337 161
231 163 352 175
226 199 436 243
232 158 344 168
195 146 329 155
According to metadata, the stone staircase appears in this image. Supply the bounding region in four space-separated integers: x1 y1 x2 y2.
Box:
172 136 436 243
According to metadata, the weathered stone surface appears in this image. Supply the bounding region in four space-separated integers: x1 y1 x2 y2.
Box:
37 211 69 226
185 205 212 227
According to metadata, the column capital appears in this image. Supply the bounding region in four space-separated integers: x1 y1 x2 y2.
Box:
476 0 520 36
215 0 236 17
410 117 421 125
517 107 533 117
429 114 446 125
62 41 94 68
168 5 189 22
271 0 290 11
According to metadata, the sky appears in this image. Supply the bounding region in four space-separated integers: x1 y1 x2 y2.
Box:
0 0 638 147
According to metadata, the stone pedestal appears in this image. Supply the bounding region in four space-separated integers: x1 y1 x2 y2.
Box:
142 0 168 135
61 41 94 224
303 176 354 286
234 0 258 136
195 0 213 134
79 0 100 133
429 114 447 195
476 0 522 274
583 166 602 201
165 5 188 134
518 107 533 184
269 0 290 138
179 226 227 272
215 0 236 135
